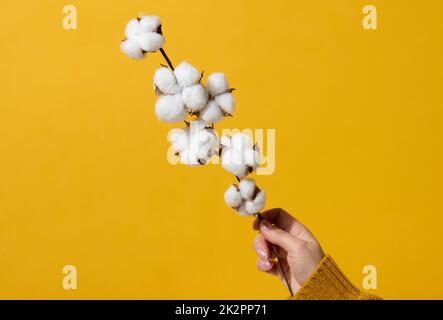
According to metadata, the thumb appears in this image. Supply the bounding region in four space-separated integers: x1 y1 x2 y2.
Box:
259 219 302 252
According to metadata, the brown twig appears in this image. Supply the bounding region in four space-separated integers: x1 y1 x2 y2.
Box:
156 25 175 71
157 46 293 297
159 48 174 70
256 213 294 297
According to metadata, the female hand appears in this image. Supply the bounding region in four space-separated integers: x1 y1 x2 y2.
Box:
253 208 325 294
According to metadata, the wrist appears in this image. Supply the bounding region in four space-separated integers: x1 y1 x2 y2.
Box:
293 255 361 300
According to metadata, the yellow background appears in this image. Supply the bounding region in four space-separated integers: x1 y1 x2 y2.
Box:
1 0 442 299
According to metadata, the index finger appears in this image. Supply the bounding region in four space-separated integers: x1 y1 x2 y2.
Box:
252 208 295 230
253 207 311 239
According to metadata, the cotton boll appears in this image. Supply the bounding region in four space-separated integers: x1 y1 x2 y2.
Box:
244 148 261 170
138 32 165 52
187 119 210 140
168 128 188 152
179 148 200 166
196 129 219 161
139 16 161 33
231 133 253 151
181 84 208 111
200 100 224 123
197 128 218 148
207 73 229 97
236 202 254 216
124 19 141 38
220 135 232 149
239 178 256 200
221 148 248 178
155 94 186 123
154 67 180 95
189 119 209 131
215 93 235 115
245 190 266 214
122 17 163 55
174 62 200 88
221 134 258 177
174 120 219 166
254 189 266 205
120 40 144 59
224 185 242 208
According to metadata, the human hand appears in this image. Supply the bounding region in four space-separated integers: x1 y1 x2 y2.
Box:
252 208 325 294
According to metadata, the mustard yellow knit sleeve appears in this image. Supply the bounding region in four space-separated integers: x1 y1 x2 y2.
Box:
292 255 382 300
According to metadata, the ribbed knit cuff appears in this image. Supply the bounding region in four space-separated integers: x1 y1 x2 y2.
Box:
293 255 364 300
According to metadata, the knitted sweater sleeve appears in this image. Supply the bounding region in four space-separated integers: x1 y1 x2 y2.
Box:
292 255 382 300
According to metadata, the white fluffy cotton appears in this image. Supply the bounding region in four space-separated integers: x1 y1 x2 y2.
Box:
174 62 200 88
225 179 266 215
124 19 142 38
137 33 165 52
181 84 208 111
154 62 208 116
179 148 200 166
215 93 235 115
138 16 161 33
153 61 210 121
224 184 242 208
169 120 219 166
245 190 266 214
231 133 253 151
239 178 255 200
121 16 165 59
120 40 144 59
236 202 251 216
244 147 261 170
154 67 180 95
220 134 232 149
221 148 249 178
196 127 218 161
125 16 161 38
200 100 224 123
220 133 261 178
199 73 235 121
168 128 188 152
155 94 186 123
151 63 234 124
123 16 262 216
207 72 229 97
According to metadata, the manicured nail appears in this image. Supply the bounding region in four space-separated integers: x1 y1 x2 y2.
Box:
260 220 273 230
257 248 267 260
263 260 272 269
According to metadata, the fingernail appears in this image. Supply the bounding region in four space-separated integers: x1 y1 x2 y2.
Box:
260 220 273 230
257 248 267 260
263 260 272 268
